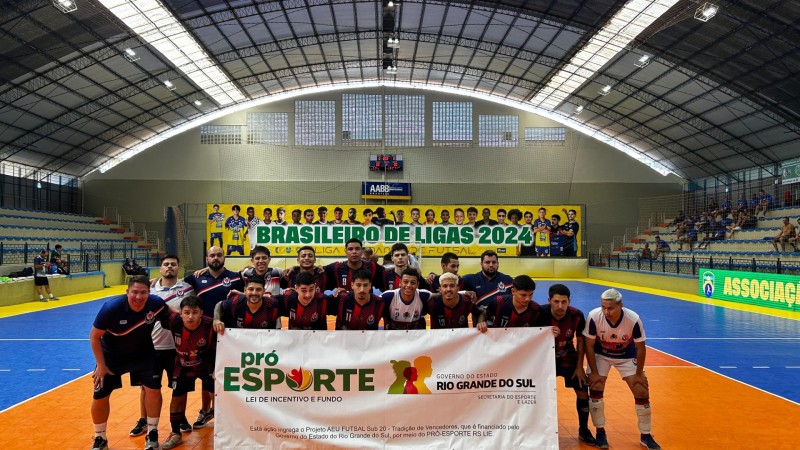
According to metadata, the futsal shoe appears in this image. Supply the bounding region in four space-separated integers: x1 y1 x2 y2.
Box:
144 429 159 450
91 436 109 450
193 408 214 429
129 418 147 437
640 433 662 449
578 428 597 445
594 429 609 449
162 432 182 449
179 420 192 433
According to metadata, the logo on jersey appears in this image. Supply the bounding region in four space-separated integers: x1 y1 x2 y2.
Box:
702 271 715 298
223 277 231 287
198 337 207 347
498 282 507 292
145 311 156 324
310 312 319 322
387 355 433 395
367 314 375 325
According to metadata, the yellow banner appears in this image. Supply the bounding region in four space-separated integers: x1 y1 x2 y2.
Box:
206 204 583 257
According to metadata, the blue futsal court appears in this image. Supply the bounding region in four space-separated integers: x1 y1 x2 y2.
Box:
1 281 798 412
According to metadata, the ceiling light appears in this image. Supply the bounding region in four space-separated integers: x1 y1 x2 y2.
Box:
694 3 718 21
98 0 246 106
123 47 140 62
530 0 680 110
387 37 400 49
53 0 77 13
36 181 43 189
385 0 395 7
385 65 398 75
635 54 649 68
575 105 584 114
163 80 175 90
194 99 202 106
599 84 612 95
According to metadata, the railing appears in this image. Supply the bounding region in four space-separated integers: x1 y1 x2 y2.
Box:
589 250 800 276
0 241 159 276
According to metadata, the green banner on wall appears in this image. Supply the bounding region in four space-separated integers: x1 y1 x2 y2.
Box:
698 268 800 310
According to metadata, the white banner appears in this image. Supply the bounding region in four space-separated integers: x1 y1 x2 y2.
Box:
214 328 558 449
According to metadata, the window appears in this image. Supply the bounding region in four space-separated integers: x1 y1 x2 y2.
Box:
385 95 425 147
295 100 336 146
432 102 472 145
524 127 567 145
342 94 383 146
200 125 242 144
247 112 289 145
479 115 519 147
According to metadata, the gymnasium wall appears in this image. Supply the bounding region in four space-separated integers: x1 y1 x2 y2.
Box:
82 87 684 266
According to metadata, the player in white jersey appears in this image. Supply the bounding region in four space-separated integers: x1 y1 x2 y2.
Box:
583 288 660 450
245 206 262 250
129 254 194 437
381 268 431 330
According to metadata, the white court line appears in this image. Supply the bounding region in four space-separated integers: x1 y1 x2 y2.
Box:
719 366 737 369
0 369 10 372
786 366 800 369
648 337 800 340
0 338 89 341
61 368 81 371
26 369 45 372
0 372 91 414
752 366 770 369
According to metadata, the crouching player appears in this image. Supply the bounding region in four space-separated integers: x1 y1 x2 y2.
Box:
539 284 595 445
160 296 216 449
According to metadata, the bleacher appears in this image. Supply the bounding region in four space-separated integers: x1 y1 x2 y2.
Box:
0 206 163 305
601 206 800 276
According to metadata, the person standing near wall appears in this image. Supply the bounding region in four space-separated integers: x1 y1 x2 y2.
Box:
34 249 57 302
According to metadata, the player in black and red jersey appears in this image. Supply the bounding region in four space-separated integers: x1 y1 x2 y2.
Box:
482 275 541 328
428 272 486 331
279 271 333 330
213 275 282 333
383 243 428 291
324 238 385 291
330 269 385 330
281 246 328 292
426 252 464 291
538 283 595 446
159 296 216 450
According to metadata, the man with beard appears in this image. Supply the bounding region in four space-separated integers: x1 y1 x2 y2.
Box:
428 272 486 331
462 250 513 325
182 246 244 426
281 246 328 292
129 255 194 438
382 268 431 330
346 207 361 225
213 275 282 333
427 252 464 291
539 284 595 445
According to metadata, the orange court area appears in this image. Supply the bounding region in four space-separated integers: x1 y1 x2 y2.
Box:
2 348 798 449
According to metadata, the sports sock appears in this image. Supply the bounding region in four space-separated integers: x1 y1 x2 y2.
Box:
147 416 159 433
588 390 606 428
576 397 590 430
170 412 183 433
93 423 107 440
635 397 652 434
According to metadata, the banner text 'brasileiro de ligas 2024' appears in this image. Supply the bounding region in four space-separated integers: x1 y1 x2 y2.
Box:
206 203 583 257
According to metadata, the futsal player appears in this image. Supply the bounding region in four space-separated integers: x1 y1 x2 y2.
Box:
539 284 595 445
383 243 428 290
428 272 486 330
426 252 464 291
89 276 171 450
461 250 514 321
208 204 225 248
158 296 216 450
561 208 580 257
481 275 541 328
281 246 328 292
213 275 282 334
244 206 261 250
324 238 385 291
583 288 661 450
382 268 431 330
279 271 334 330
224 205 247 255
329 269 385 330
533 207 552 257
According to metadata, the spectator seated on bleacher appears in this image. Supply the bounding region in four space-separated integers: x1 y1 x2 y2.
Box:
755 189 774 219
788 218 800 252
49 244 69 275
639 243 653 260
698 215 730 249
771 217 796 253
653 236 670 259
678 218 697 251
123 258 147 276
667 210 685 227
